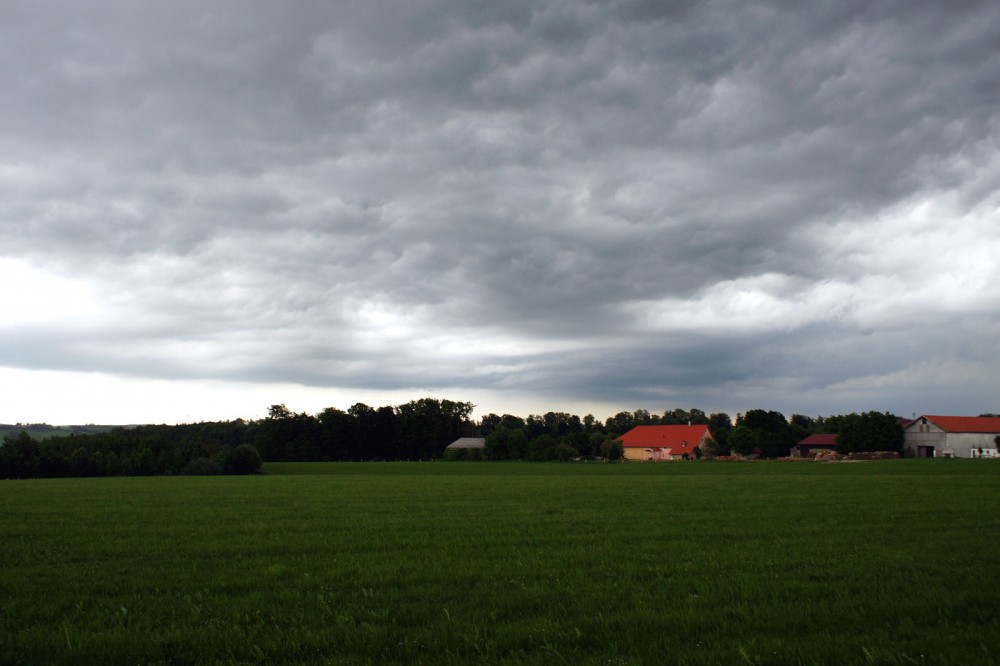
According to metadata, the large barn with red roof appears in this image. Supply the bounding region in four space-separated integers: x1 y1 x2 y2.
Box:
617 424 715 461
903 415 1000 458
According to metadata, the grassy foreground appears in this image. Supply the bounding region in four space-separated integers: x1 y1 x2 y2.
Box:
1 461 998 665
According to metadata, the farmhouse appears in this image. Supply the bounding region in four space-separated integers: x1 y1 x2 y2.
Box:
791 433 839 458
618 425 714 461
902 415 1000 458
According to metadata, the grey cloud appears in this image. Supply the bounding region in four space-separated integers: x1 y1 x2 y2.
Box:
2 0 999 420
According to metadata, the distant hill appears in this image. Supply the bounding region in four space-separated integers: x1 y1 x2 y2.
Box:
0 424 121 441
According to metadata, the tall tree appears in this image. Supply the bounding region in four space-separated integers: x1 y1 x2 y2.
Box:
396 398 474 459
479 413 502 437
833 412 904 453
687 408 709 425
255 405 320 461
737 410 793 458
708 413 733 454
485 425 528 460
604 412 635 435
317 407 353 460
728 426 760 457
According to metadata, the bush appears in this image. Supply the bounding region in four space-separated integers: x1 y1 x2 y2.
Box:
600 439 624 461
443 447 486 461
554 443 579 461
182 457 225 476
228 445 263 475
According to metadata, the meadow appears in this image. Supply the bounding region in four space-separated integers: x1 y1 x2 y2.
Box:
1 460 997 664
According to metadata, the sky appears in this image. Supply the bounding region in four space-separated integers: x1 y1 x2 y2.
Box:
2 0 999 426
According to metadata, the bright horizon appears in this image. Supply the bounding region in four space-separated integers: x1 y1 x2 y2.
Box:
0 367 714 426
1 366 959 428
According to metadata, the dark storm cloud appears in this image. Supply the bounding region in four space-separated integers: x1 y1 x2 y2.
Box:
2 0 999 419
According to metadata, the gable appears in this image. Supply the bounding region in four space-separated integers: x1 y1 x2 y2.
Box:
909 416 1000 434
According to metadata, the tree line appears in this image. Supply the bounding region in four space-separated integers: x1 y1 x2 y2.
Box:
721 410 903 458
0 398 477 479
0 399 907 479
0 421 261 479
472 409 903 460
471 408 728 461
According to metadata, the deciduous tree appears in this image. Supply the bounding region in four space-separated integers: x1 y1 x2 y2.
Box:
728 426 760 457
485 425 527 460
832 412 903 453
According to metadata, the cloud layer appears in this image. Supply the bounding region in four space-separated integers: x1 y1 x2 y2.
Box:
2 0 999 421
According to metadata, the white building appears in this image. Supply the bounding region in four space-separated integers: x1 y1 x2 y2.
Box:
902 415 1000 458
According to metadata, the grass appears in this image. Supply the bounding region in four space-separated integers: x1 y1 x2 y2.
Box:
1 460 998 664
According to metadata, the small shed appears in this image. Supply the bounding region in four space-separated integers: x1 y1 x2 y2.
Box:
791 433 838 458
443 437 487 460
445 437 486 451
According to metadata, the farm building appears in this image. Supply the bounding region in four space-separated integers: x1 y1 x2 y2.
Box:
902 416 1000 458
445 437 486 452
791 433 839 458
618 425 714 461
443 437 487 460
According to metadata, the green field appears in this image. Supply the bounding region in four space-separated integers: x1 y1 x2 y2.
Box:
1 461 998 664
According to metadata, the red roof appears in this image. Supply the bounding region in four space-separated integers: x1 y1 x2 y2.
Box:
914 416 1000 433
618 425 712 456
796 433 838 447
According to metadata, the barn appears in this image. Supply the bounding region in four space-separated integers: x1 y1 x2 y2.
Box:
790 433 839 458
903 416 1000 458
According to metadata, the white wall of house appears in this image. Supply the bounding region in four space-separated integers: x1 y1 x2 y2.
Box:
945 433 1000 457
904 422 1000 458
